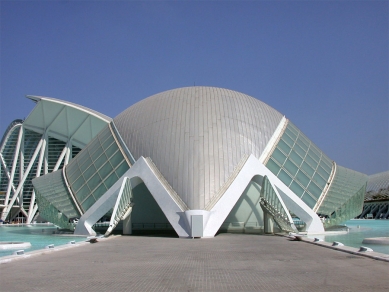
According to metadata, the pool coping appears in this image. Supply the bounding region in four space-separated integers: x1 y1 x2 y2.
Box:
1 233 388 264
285 234 389 263
0 235 120 264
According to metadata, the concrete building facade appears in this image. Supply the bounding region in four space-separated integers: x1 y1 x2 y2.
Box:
2 87 368 237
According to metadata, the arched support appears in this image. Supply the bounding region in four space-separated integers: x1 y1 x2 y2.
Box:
75 155 324 238
74 157 190 237
203 155 324 237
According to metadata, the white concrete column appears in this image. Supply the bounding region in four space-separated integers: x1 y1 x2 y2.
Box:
264 212 274 234
122 213 132 235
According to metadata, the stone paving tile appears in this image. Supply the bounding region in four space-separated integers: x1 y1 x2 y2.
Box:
1 233 388 291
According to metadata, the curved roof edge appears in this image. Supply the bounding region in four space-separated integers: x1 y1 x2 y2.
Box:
23 95 111 148
26 95 112 123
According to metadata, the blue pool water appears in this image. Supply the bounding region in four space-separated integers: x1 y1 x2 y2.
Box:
0 224 87 258
1 220 388 258
307 219 389 255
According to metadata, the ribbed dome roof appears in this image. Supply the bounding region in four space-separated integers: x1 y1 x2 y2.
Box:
367 171 389 193
114 87 283 209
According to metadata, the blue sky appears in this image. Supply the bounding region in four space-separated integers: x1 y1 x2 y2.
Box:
1 1 388 175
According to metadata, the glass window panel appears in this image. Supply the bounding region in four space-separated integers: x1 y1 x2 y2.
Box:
313 173 327 188
66 164 79 180
307 182 322 198
76 184 90 202
289 150 303 167
301 193 316 208
278 169 292 186
76 149 89 165
323 156 332 167
67 167 81 184
87 140 101 159
293 143 306 158
92 183 107 200
104 172 119 189
99 162 113 179
90 145 103 161
310 145 321 157
79 155 92 173
308 148 320 163
101 135 114 150
72 176 85 192
110 151 124 167
285 127 297 141
301 161 314 177
316 165 330 179
282 134 294 147
83 164 97 181
88 173 102 190
321 160 332 173
266 159 281 175
296 139 308 153
105 143 118 159
287 123 299 135
115 162 130 178
290 181 304 197
81 195 96 211
98 126 111 144
305 155 317 169
296 170 310 187
94 153 107 169
284 159 298 176
278 139 291 155
272 148 287 165
298 134 310 147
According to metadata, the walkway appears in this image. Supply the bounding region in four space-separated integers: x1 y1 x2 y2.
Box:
1 233 388 291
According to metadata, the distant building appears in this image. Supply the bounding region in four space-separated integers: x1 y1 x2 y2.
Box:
0 96 110 223
357 171 389 219
2 87 368 237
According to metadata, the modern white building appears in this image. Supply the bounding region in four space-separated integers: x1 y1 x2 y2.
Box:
3 87 368 237
0 96 111 224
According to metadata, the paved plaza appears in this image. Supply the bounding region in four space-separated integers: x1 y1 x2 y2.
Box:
1 233 388 291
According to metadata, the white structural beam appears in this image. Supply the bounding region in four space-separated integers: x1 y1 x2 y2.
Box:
0 154 17 196
28 204 39 222
53 143 69 171
26 134 47 222
4 126 23 207
75 154 324 238
1 127 23 220
1 138 44 220
1 96 111 223
203 155 324 237
74 157 189 237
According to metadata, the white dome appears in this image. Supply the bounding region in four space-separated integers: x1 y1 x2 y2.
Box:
114 87 283 209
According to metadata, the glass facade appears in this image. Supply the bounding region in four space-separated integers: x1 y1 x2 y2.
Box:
0 126 42 213
260 176 296 232
317 165 367 227
47 137 66 172
33 170 80 230
65 124 131 213
105 177 133 236
0 122 23 207
265 121 333 209
22 129 44 210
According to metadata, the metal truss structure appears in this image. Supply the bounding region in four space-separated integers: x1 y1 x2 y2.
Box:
0 96 110 223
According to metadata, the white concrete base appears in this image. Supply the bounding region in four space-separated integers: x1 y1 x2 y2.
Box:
74 155 324 239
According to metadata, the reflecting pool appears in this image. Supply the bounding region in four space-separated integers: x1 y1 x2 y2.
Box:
0 224 87 258
308 219 389 255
